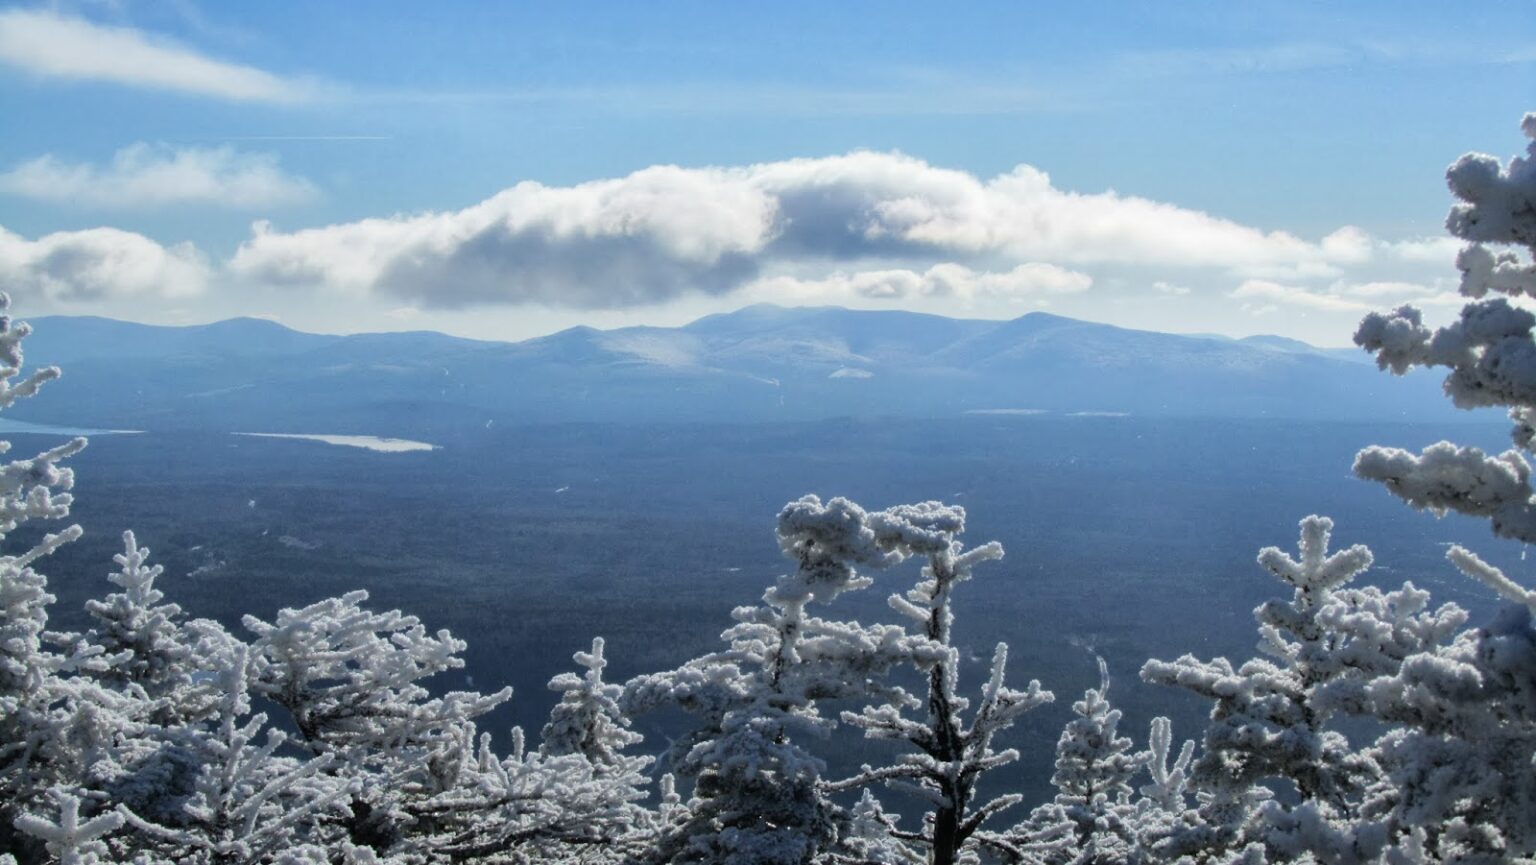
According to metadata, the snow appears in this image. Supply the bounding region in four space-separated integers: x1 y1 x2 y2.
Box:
233 432 438 452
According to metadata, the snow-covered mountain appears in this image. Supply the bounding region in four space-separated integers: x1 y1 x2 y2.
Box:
13 304 1453 435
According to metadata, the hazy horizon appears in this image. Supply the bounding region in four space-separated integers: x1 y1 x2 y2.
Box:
22 300 1377 349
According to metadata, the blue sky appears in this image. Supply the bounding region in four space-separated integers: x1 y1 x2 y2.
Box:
0 1 1531 343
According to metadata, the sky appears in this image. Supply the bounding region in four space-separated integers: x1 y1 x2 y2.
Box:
0 1 1532 345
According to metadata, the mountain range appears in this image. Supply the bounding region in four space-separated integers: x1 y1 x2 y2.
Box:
9 304 1457 439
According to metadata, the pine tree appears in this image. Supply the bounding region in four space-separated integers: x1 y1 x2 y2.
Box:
112 643 355 864
403 719 656 862
1016 657 1144 865
622 495 946 865
541 637 646 770
831 501 1053 865
0 293 112 859
241 589 512 850
1142 516 1464 863
1339 112 1536 863
81 531 230 726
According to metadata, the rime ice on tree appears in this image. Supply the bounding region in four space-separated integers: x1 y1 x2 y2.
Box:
622 495 948 865
0 293 100 856
1014 657 1144 865
830 501 1053 865
1345 113 1536 863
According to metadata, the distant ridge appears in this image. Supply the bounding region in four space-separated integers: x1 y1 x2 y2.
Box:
13 305 1453 436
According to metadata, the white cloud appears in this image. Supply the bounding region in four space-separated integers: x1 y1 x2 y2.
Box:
232 164 777 308
1335 280 1436 298
1230 278 1469 319
1384 236 1464 263
750 262 1092 305
749 152 1343 270
1231 280 1370 312
0 225 209 304
231 151 1377 309
0 144 318 209
0 9 319 102
1152 280 1192 296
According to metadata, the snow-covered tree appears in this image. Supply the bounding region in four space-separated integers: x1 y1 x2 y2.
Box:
243 590 510 755
80 531 231 727
1353 113 1536 543
0 293 111 859
541 637 647 771
1142 516 1465 863
831 501 1054 865
1338 112 1536 863
401 719 655 862
1014 658 1144 865
112 643 355 864
622 495 947 865
241 589 512 851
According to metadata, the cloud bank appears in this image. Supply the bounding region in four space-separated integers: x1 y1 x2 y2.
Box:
0 151 1461 330
0 144 318 209
230 151 1384 309
0 9 318 102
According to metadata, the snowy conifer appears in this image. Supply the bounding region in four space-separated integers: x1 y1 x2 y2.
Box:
113 644 355 863
831 501 1053 865
541 637 646 770
1015 658 1144 865
401 718 655 862
1334 112 1536 863
243 590 510 754
241 590 512 853
1353 114 1536 545
623 495 946 865
0 293 107 856
1143 516 1467 864
80 531 230 727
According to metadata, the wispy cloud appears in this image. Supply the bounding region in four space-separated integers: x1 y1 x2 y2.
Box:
0 9 324 102
214 136 392 142
1119 42 1360 77
0 143 319 209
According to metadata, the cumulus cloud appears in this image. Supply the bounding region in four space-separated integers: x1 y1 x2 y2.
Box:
0 144 318 209
232 164 777 308
0 9 319 102
0 225 209 304
749 153 1341 269
230 151 1384 309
